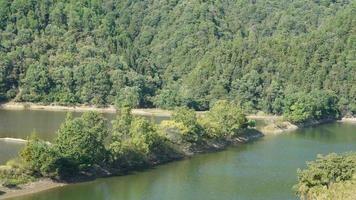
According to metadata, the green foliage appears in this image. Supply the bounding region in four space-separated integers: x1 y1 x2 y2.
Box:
115 86 141 108
307 178 356 200
20 133 59 178
0 159 36 187
247 120 256 128
160 101 250 142
20 64 52 102
171 107 203 142
295 152 356 199
159 120 190 144
55 112 109 169
18 112 110 179
109 139 149 169
199 100 248 138
11 99 255 183
110 109 175 168
0 0 353 116
111 106 133 141
283 90 339 123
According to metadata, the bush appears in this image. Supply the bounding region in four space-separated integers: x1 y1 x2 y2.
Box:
0 165 35 187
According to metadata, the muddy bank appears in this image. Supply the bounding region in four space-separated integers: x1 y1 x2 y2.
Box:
0 179 65 200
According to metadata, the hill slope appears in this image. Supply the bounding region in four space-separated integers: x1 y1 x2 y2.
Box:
0 0 355 115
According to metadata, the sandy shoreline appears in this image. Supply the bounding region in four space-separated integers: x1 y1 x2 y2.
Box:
0 179 65 200
339 117 356 123
0 102 285 119
0 102 177 117
0 138 27 143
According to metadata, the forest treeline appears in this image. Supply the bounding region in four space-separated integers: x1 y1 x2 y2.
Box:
0 101 257 186
0 0 355 117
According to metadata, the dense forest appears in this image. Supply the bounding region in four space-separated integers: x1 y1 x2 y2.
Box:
0 0 355 116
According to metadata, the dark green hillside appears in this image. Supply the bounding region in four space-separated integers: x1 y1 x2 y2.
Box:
0 0 355 116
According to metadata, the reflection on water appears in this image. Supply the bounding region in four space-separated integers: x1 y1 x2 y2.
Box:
7 122 356 200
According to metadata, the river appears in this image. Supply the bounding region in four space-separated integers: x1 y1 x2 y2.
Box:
0 110 355 200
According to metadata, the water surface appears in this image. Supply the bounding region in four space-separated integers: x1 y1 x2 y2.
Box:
0 110 167 140
0 141 23 164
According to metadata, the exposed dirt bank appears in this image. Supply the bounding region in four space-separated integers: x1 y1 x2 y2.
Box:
0 102 174 117
260 121 298 135
339 117 356 123
0 102 284 119
0 138 27 143
0 179 65 200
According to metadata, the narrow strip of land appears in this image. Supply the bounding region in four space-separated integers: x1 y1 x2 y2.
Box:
0 102 278 119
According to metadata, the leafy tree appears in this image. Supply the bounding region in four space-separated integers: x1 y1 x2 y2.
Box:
111 106 133 142
20 64 52 102
55 112 109 169
171 107 203 142
231 70 263 113
199 100 248 138
115 86 141 108
283 90 339 123
20 134 54 175
110 109 168 168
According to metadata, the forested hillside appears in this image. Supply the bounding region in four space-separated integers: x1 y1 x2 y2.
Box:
0 0 355 116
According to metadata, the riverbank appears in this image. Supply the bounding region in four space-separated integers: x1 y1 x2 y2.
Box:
0 102 284 119
0 138 27 143
0 102 278 119
339 117 356 123
259 117 350 135
0 179 65 200
0 102 175 117
260 121 298 135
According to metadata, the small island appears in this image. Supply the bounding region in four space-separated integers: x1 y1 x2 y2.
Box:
0 101 261 198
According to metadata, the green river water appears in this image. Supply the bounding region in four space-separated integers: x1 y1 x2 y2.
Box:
0 110 355 200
